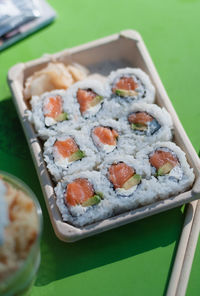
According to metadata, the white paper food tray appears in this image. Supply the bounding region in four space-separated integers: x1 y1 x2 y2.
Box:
7 30 200 242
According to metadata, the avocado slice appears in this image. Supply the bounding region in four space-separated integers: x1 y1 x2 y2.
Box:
115 89 138 97
96 192 104 199
89 96 103 107
131 123 147 131
82 194 102 207
55 112 68 122
122 174 141 190
157 162 174 176
68 150 85 162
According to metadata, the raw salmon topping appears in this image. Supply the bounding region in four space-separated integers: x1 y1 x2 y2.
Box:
44 95 63 118
112 77 138 93
128 112 154 125
77 89 97 113
54 138 78 158
66 178 94 206
108 162 134 189
93 126 118 146
149 150 178 170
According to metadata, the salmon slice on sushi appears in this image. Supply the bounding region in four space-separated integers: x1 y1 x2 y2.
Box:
92 126 118 153
43 94 68 127
112 77 138 97
149 149 179 177
65 178 102 208
108 161 141 196
128 111 160 136
77 88 103 116
53 137 85 166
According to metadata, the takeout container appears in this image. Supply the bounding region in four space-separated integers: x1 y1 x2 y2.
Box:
7 30 200 242
0 172 42 295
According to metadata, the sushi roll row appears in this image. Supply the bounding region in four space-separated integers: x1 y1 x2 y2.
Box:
27 67 195 227
28 68 156 138
43 106 173 182
55 142 194 227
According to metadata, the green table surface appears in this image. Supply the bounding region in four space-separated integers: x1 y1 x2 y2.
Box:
0 0 200 295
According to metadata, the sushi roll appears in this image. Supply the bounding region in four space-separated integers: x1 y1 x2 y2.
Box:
107 68 155 106
55 171 114 227
136 141 195 200
29 90 80 139
66 79 106 119
43 131 97 181
100 155 154 213
119 103 173 151
81 119 136 159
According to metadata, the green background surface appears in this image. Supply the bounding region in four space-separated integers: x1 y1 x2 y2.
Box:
0 0 200 295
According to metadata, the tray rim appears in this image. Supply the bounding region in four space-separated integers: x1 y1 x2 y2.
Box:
7 29 200 242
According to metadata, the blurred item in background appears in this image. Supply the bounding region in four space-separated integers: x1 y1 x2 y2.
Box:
0 0 56 51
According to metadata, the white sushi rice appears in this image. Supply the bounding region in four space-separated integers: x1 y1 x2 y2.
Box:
66 79 108 119
99 154 155 213
116 134 137 156
0 180 9 246
43 131 98 181
55 171 114 227
107 68 155 105
29 90 81 139
119 103 173 151
136 141 195 201
95 99 128 120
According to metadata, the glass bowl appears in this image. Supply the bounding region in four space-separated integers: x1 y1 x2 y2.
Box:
0 171 43 296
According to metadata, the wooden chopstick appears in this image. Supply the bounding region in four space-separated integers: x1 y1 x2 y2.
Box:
166 200 200 296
